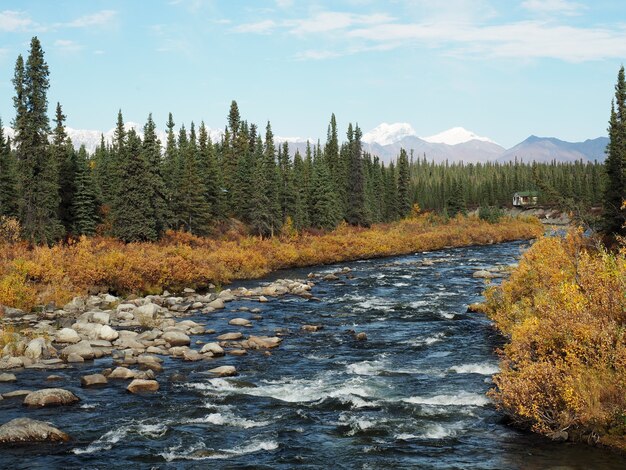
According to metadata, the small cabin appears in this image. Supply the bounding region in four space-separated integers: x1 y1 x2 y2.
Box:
513 191 539 207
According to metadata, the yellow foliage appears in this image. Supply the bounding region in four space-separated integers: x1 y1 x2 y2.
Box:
485 230 626 449
0 216 542 313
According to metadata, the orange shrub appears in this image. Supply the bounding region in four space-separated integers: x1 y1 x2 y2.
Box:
0 215 542 312
484 230 626 449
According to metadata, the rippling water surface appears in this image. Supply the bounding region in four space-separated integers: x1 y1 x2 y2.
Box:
1 241 624 469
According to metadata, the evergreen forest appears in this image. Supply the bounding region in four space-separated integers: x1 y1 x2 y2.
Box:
0 38 615 245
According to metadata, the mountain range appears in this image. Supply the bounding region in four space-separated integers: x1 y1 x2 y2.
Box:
2 123 608 164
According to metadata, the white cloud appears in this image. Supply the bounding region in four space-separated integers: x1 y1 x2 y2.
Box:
276 0 293 7
0 10 33 32
53 39 84 53
347 20 626 62
66 10 117 28
287 12 394 35
233 19 277 34
521 0 584 15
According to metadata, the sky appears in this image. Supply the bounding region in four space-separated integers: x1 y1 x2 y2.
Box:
0 0 625 148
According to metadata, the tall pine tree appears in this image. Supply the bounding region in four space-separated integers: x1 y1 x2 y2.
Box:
13 37 63 244
603 67 626 235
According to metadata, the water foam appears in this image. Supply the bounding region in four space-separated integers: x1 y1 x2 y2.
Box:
403 391 490 407
73 423 168 455
450 363 499 375
161 440 279 461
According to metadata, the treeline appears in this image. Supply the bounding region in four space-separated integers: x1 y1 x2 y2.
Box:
0 37 615 244
410 158 605 211
0 38 417 244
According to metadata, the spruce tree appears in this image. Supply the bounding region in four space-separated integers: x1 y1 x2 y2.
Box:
249 135 273 236
13 37 63 244
310 153 340 230
176 123 211 235
263 122 282 234
397 148 411 217
603 67 626 235
72 145 99 236
143 114 169 236
53 103 76 234
278 141 295 222
112 129 158 242
292 149 311 229
447 179 467 217
345 124 369 226
0 120 19 217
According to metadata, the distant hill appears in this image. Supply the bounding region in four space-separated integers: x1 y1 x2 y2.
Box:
2 123 608 165
496 136 608 163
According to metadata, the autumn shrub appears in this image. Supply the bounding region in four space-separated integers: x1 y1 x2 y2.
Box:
0 215 542 312
484 229 626 449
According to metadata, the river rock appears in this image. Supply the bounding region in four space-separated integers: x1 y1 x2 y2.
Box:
23 388 80 407
98 325 119 341
24 338 47 361
182 349 203 361
127 379 159 393
228 349 247 356
162 330 190 347
208 365 237 377
0 373 17 382
472 270 498 279
229 318 252 327
91 311 110 325
208 299 225 310
60 340 94 361
355 332 367 341
108 367 136 380
66 353 84 363
0 418 70 443
80 374 108 387
200 342 224 356
243 335 282 349
55 328 81 344
134 303 160 321
217 332 243 341
302 324 323 332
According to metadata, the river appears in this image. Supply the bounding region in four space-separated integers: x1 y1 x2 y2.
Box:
0 240 623 469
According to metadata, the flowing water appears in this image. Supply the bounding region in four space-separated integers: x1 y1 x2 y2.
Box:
1 241 624 469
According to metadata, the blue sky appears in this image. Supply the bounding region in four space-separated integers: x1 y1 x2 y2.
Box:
0 0 625 147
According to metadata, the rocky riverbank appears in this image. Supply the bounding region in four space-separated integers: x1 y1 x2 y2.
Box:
0 269 365 443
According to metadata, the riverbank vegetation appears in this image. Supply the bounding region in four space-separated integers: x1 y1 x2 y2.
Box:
484 230 626 450
0 214 542 313
484 66 626 451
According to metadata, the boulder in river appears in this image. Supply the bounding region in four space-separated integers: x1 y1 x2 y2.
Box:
162 330 190 347
107 367 136 380
55 328 81 344
0 373 17 383
301 325 323 332
0 418 70 443
60 340 94 361
23 388 80 407
208 365 237 377
80 374 108 388
217 332 243 341
200 342 224 356
228 318 252 327
208 299 225 310
127 379 159 393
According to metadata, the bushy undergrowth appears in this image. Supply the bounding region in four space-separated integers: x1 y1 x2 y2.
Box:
484 230 626 449
0 214 542 312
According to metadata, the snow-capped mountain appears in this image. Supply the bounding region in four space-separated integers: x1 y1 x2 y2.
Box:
422 127 496 146
362 122 417 146
2 123 606 164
